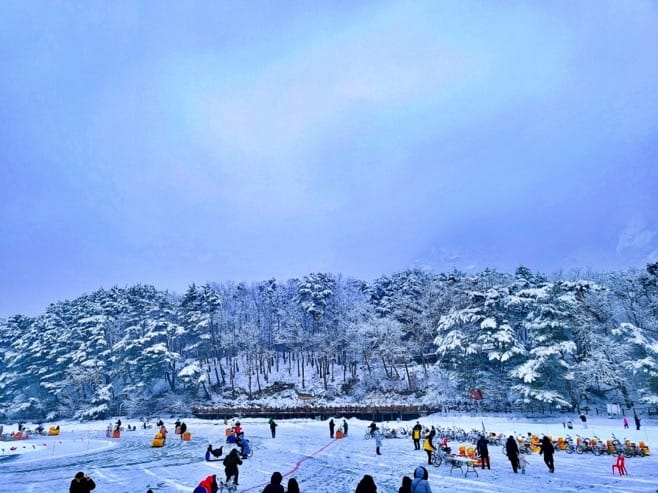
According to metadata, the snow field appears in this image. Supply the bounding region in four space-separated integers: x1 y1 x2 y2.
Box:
0 414 656 493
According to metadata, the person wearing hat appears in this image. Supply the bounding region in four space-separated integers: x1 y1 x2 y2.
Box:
69 471 96 493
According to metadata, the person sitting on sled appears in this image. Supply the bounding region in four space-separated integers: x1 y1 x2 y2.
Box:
205 444 223 461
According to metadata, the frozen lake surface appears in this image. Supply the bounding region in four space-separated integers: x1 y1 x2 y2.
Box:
1 414 656 493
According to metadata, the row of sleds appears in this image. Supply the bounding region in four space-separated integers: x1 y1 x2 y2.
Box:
0 425 60 441
151 426 192 447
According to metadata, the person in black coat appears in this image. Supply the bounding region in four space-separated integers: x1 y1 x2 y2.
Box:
505 435 520 473
539 435 555 473
286 478 300 493
355 474 377 493
397 475 411 493
262 471 284 493
411 422 422 450
206 444 223 461
329 419 335 439
223 448 243 485
428 426 436 443
476 434 490 469
70 471 96 493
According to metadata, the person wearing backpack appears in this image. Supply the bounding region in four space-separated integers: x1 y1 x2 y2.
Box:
269 418 278 438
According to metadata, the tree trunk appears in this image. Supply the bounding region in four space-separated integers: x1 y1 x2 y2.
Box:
404 362 412 390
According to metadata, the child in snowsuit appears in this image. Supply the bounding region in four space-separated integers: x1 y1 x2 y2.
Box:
518 453 527 474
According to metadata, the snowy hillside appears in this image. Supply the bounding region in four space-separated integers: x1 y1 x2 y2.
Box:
1 265 658 421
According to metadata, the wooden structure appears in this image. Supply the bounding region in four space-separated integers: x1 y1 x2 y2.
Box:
193 404 438 421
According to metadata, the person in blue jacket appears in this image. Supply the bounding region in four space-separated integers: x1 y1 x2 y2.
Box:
411 466 432 493
238 435 252 458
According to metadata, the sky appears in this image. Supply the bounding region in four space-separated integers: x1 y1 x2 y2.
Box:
1 414 656 492
1 1 658 318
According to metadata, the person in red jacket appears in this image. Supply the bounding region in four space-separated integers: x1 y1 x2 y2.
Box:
193 474 219 493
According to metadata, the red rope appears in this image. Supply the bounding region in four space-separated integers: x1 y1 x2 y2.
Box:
239 438 339 492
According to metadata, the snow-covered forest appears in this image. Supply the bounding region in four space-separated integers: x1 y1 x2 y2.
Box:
1 264 657 421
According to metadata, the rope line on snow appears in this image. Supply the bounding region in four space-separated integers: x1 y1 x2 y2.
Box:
239 438 340 492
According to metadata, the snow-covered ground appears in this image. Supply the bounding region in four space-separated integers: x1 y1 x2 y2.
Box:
0 414 656 493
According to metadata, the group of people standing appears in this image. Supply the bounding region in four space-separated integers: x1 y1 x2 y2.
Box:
411 422 558 476
70 416 574 493
261 471 300 493
194 471 301 493
504 434 554 474
411 421 441 466
175 419 188 438
329 417 349 438
354 466 433 493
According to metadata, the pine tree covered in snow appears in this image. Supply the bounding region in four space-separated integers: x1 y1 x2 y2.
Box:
0 265 657 419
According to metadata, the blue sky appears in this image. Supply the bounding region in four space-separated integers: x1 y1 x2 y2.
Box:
1 1 658 317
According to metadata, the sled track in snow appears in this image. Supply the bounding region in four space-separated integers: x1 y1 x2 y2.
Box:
0 431 217 493
2 434 201 474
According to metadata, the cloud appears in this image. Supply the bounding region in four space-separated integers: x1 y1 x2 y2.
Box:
617 221 658 254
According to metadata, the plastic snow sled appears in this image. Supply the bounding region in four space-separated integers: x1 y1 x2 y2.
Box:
152 432 165 447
